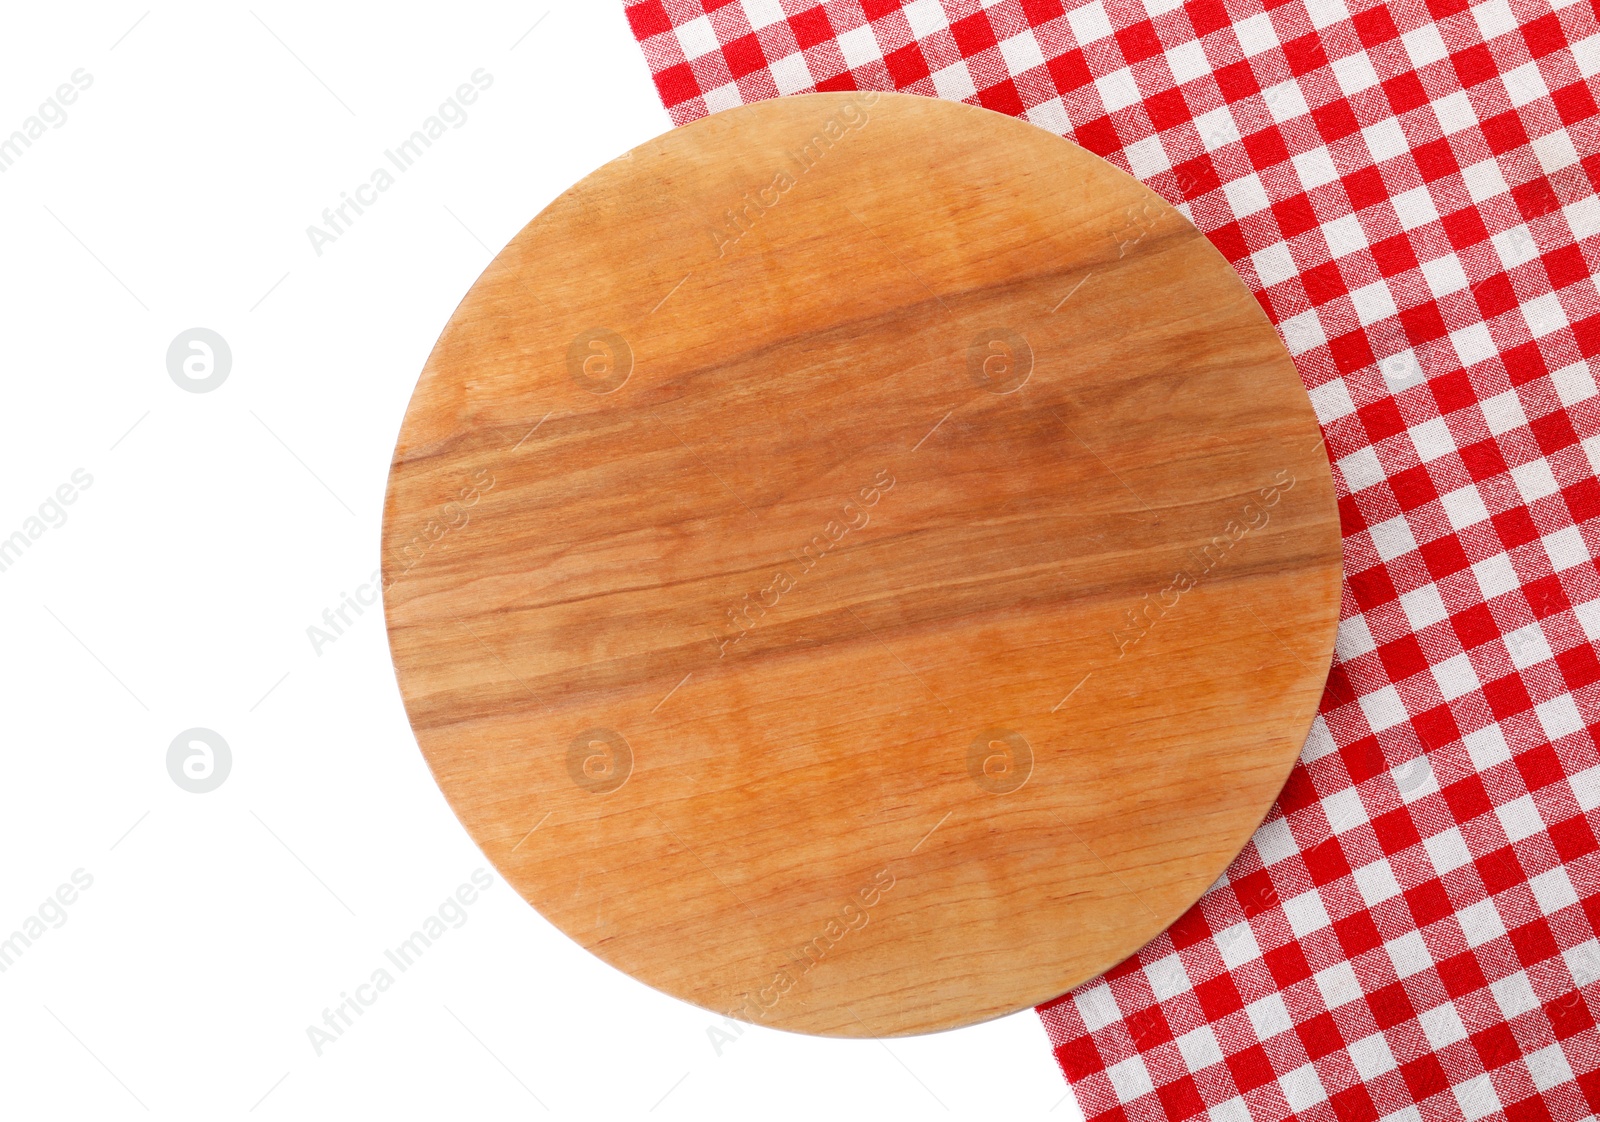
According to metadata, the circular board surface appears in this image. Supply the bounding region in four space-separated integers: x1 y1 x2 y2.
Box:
382 92 1342 1037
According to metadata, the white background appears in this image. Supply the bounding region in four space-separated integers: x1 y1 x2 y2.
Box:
0 2 1078 1118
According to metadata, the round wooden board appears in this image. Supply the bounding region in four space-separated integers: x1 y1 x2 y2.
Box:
382 92 1342 1037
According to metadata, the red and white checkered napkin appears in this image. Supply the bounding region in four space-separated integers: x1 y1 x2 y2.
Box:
623 1 1600 1117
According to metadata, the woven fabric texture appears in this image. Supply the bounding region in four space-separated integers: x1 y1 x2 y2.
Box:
622 1 1600 1118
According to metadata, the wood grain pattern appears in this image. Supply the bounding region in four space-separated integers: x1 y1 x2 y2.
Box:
381 91 1342 1037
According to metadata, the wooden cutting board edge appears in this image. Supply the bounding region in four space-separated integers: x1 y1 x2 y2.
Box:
377 90 1346 1037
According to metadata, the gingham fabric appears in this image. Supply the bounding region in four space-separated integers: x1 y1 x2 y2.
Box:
622 1 1600 1119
